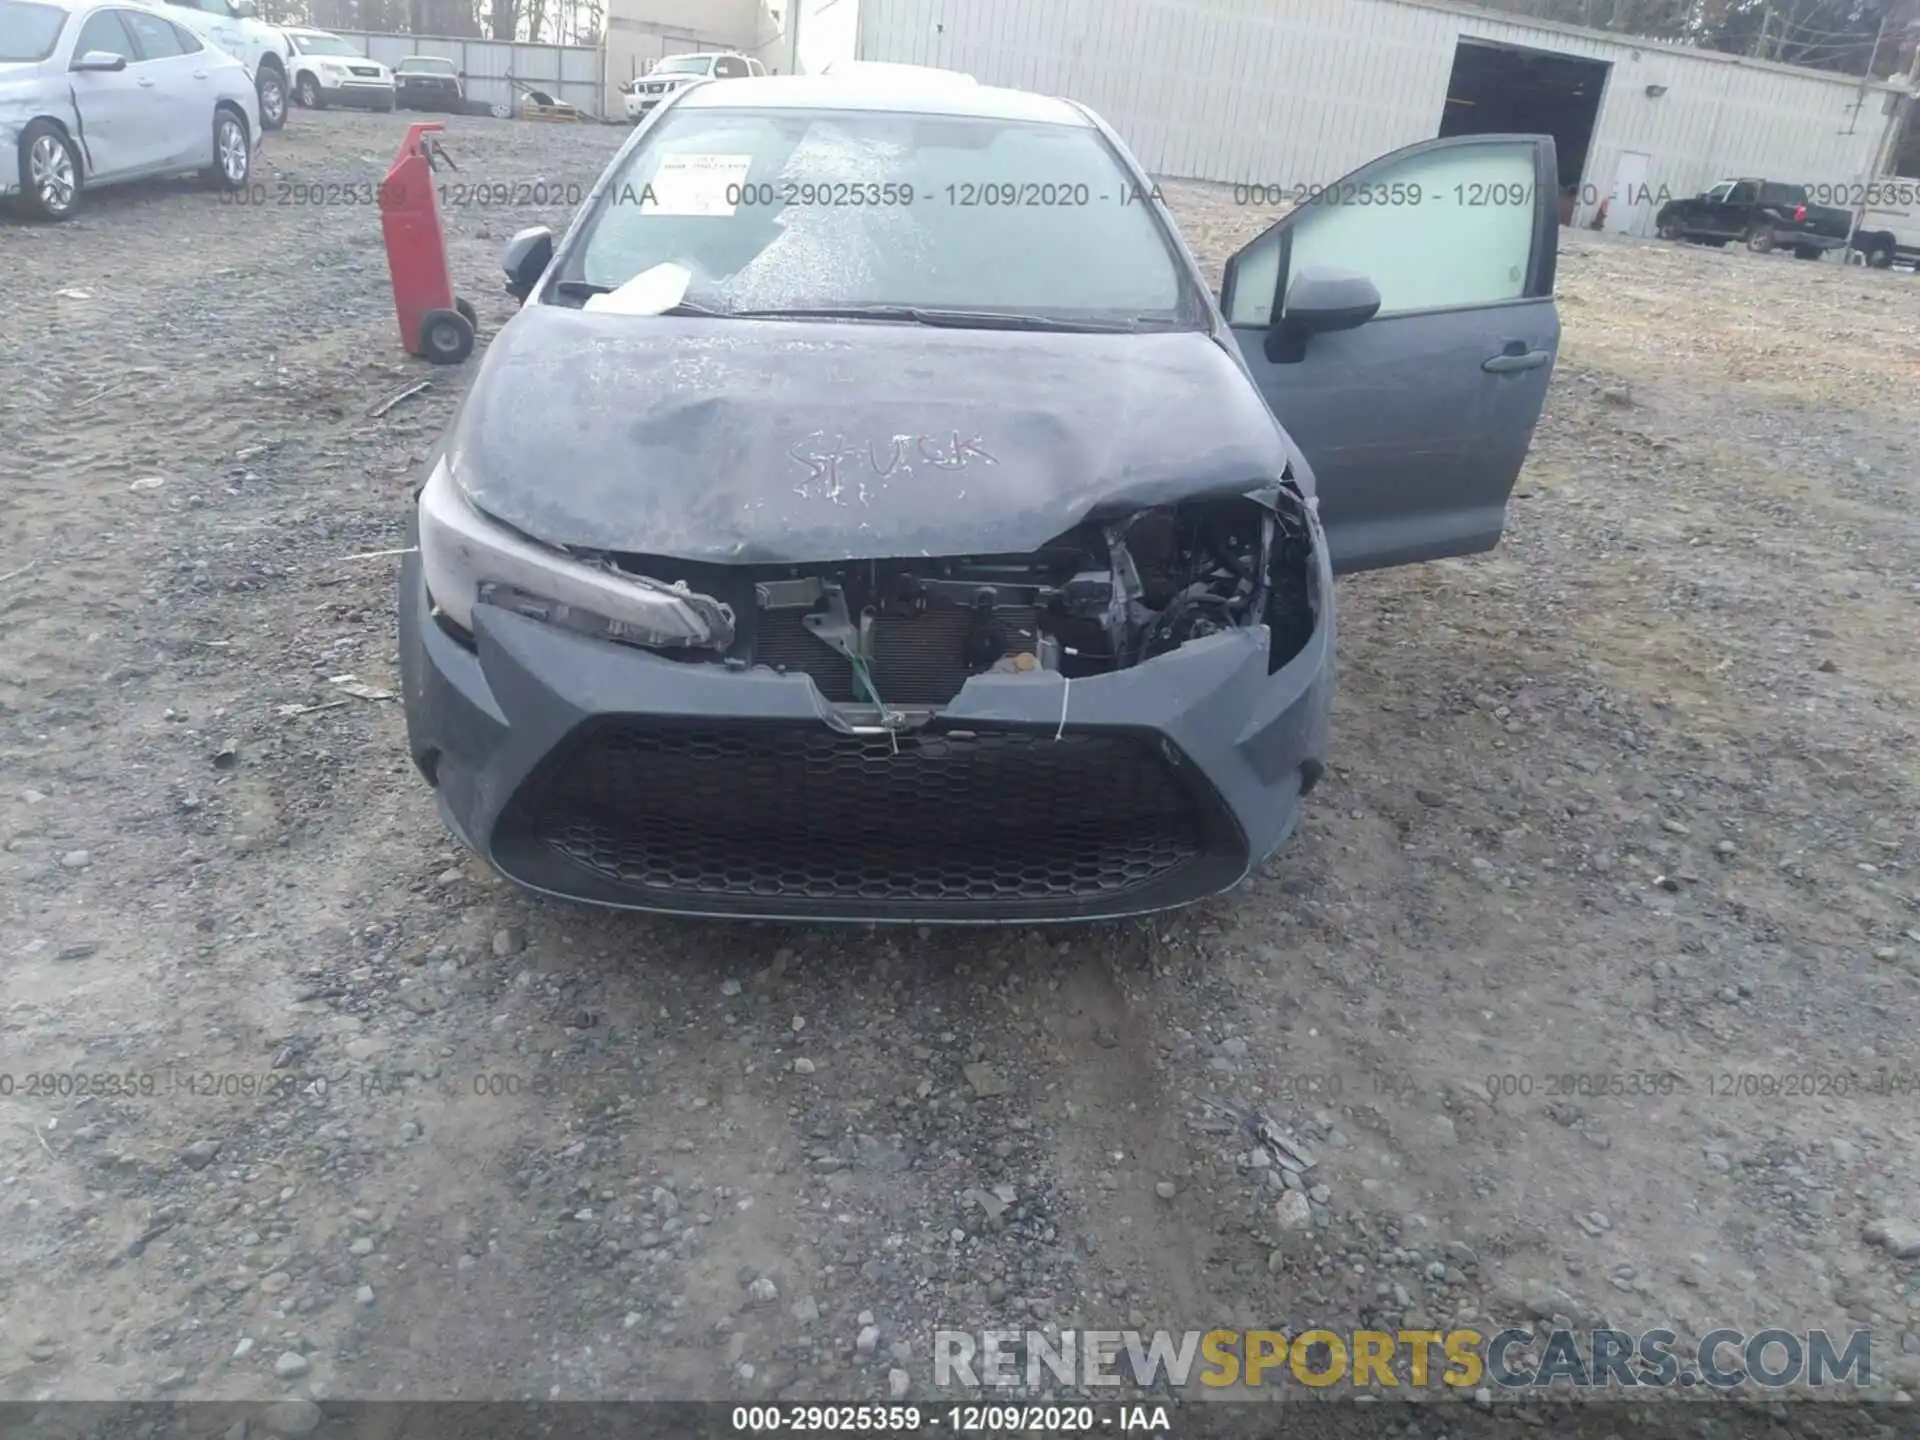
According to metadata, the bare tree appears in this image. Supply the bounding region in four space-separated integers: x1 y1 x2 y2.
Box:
1479 0 1920 73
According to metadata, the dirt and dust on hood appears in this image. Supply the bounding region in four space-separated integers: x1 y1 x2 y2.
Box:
442 305 1302 564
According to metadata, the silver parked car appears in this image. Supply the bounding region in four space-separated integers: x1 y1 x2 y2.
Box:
1 0 260 220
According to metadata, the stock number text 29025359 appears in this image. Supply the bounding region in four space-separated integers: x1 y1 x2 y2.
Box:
218 181 589 209
710 181 1125 208
1231 180 1598 208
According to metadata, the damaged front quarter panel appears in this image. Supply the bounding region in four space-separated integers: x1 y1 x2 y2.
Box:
1091 476 1316 678
722 474 1321 719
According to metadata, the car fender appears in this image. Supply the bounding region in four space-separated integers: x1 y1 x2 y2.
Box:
209 58 262 137
231 19 286 71
1 90 85 181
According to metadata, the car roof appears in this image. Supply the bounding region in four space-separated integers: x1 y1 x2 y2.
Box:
34 0 180 16
679 74 1089 126
817 59 975 82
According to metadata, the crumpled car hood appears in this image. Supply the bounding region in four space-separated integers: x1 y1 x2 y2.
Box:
445 305 1296 564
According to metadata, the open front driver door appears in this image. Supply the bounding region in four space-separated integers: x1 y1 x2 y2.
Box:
1221 134 1560 574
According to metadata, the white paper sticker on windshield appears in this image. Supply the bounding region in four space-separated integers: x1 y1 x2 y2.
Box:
582 262 693 316
641 154 752 216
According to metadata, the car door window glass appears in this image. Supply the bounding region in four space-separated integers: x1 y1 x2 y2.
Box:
170 20 201 49
1727 181 1757 204
73 8 136 59
1226 141 1537 324
123 9 185 57
1703 182 1733 203
713 55 747 77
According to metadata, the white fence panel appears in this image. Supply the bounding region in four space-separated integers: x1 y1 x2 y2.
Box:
336 30 607 118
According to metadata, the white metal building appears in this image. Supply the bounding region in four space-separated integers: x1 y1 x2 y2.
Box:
844 0 1911 236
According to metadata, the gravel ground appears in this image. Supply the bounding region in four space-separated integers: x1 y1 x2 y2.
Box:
3 108 1919 1414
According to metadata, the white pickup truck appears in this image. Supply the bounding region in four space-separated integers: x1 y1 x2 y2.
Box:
1848 178 1920 270
154 0 291 130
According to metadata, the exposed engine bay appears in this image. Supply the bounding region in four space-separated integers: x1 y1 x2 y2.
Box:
594 483 1318 715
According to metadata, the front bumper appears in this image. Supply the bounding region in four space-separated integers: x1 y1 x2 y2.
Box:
319 77 395 106
396 82 462 110
398 531 1334 924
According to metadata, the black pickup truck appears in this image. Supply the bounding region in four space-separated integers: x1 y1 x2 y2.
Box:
1654 178 1854 259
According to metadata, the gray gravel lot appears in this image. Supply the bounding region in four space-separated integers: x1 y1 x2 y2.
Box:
2 108 1918 1411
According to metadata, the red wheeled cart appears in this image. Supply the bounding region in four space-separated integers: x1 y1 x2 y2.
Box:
378 121 477 365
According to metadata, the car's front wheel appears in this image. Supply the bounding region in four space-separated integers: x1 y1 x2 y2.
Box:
1744 224 1775 254
296 73 322 108
257 64 287 130
1656 217 1682 241
203 109 251 190
16 120 80 221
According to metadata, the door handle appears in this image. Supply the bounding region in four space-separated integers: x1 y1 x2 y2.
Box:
137 76 156 86
194 69 209 78
1483 350 1550 373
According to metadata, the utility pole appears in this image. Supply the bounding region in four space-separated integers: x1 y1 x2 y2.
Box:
1843 14 1897 261
1846 13 1888 134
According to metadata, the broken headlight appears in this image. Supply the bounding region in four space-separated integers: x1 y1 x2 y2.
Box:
417 460 735 649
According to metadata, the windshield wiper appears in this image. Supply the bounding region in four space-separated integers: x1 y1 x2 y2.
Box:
551 287 1150 330
724 305 1143 333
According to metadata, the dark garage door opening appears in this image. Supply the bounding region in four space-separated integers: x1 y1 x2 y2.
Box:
1439 39 1607 208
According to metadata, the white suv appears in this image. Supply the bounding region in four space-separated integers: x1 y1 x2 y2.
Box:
154 0 290 129
621 51 761 121
285 27 393 110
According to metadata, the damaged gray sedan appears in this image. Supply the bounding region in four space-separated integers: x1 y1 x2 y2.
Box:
398 74 1561 922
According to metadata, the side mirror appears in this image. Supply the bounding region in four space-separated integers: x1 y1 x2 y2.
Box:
1265 266 1380 363
72 49 128 71
503 226 554 302
457 69 467 79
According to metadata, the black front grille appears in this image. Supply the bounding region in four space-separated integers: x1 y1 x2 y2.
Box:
493 721 1242 919
349 65 381 76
